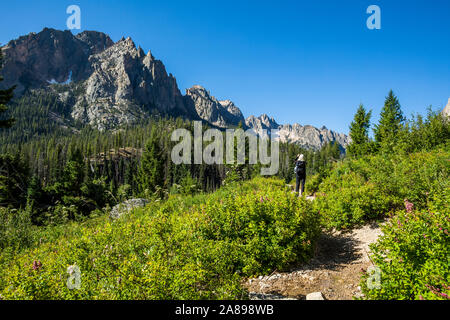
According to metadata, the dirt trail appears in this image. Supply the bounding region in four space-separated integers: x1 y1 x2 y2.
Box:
245 222 383 300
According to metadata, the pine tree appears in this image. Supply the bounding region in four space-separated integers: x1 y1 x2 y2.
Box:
347 104 372 157
26 175 44 224
0 49 15 128
0 153 29 208
224 122 248 183
138 127 165 194
62 147 85 196
374 90 405 151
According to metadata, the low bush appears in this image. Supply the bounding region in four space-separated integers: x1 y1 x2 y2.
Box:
360 198 449 300
314 148 449 229
0 177 321 299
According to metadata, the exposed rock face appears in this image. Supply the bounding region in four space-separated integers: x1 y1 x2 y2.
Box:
1 28 197 130
71 37 194 130
277 123 349 150
442 98 450 118
185 85 245 128
1 28 349 149
245 114 279 135
110 198 150 219
246 114 349 150
0 28 113 95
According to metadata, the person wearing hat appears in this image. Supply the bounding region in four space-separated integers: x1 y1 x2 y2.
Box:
294 154 306 197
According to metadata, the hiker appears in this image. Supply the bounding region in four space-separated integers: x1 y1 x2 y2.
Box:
294 154 306 197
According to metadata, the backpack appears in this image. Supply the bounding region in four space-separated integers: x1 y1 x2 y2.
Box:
294 161 306 176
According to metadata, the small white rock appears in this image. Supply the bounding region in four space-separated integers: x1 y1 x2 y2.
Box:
306 292 325 300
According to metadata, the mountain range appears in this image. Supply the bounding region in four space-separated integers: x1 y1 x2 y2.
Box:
0 28 349 150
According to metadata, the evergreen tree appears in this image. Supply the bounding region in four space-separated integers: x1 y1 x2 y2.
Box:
347 104 372 157
224 122 249 183
374 90 405 151
138 127 165 194
26 175 44 224
62 147 85 195
0 49 15 128
0 153 29 208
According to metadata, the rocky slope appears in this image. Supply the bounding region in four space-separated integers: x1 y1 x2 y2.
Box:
246 114 349 150
71 36 196 130
185 85 245 128
1 28 113 95
1 27 349 148
1 28 198 130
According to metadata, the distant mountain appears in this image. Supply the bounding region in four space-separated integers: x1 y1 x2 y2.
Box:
245 114 349 150
185 85 245 128
1 28 349 149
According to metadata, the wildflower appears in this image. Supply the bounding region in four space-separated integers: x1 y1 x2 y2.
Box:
32 260 42 271
404 199 414 213
260 196 264 203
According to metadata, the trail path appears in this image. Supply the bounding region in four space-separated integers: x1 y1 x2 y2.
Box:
245 222 383 300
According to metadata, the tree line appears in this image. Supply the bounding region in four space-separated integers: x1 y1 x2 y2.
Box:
347 90 449 157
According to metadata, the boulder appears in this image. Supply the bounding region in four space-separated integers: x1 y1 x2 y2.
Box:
110 198 150 219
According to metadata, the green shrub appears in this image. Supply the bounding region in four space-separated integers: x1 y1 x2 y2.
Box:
360 200 450 300
315 171 396 229
314 148 449 229
0 177 321 299
305 165 332 196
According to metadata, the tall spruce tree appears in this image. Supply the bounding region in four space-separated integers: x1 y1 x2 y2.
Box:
62 147 85 196
347 104 372 157
138 127 165 194
0 48 15 128
374 90 405 151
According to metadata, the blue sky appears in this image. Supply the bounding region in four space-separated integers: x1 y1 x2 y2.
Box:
1 0 449 134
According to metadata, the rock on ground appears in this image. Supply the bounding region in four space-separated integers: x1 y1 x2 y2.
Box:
306 292 325 300
110 198 150 219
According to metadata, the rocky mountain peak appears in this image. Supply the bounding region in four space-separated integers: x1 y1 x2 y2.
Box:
245 114 279 131
74 30 114 54
0 28 114 94
219 100 245 121
70 35 195 130
1 28 349 149
186 86 245 128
